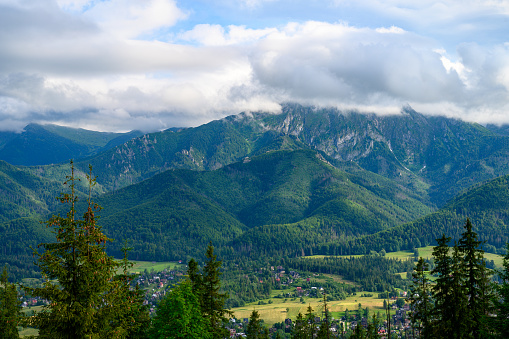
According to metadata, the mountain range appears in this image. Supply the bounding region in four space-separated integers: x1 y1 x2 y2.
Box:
2 103 509 277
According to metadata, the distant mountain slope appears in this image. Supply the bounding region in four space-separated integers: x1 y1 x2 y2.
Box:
340 174 509 256
0 131 17 149
259 104 509 206
485 124 509 136
50 104 509 208
4 104 509 268
0 124 143 166
0 160 63 222
88 149 431 260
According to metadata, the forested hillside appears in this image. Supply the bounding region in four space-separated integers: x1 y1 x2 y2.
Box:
91 149 431 260
336 174 509 256
2 104 509 276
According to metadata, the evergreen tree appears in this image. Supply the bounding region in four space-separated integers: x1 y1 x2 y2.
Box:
187 243 231 338
246 309 268 339
457 218 494 338
149 280 209 339
449 243 469 339
317 294 330 339
0 266 21 339
493 242 509 337
408 257 432 339
350 323 367 339
187 258 202 297
23 163 141 338
305 305 316 338
105 245 150 338
366 313 380 339
430 234 453 338
431 235 468 339
292 312 307 339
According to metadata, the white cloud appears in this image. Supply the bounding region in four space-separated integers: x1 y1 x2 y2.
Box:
0 1 508 131
249 22 464 106
375 26 405 34
180 24 277 46
81 0 188 39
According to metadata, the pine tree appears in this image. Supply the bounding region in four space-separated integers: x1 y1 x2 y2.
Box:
23 163 142 338
305 304 316 338
431 235 468 339
493 242 509 337
292 312 307 339
0 266 21 339
457 218 494 338
408 257 432 338
246 309 268 339
187 243 231 338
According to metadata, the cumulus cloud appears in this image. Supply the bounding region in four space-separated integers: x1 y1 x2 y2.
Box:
81 0 188 39
247 22 464 111
0 0 508 131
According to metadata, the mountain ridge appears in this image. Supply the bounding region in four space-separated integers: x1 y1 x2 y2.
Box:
0 123 143 166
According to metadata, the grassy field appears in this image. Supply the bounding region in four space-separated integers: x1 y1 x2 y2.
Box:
125 260 178 274
19 327 39 337
385 246 503 267
231 292 387 326
235 245 505 326
309 246 503 267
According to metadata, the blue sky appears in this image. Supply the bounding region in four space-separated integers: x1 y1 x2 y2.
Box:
0 0 509 132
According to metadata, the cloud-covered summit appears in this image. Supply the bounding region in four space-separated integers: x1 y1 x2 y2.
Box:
0 0 508 132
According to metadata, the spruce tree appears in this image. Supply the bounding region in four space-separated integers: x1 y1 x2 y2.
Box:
431 234 454 338
457 218 493 338
23 163 142 338
105 245 150 338
0 266 21 339
305 304 316 338
431 235 468 339
449 243 469 339
187 243 231 338
292 312 307 339
408 257 432 339
246 309 268 339
187 258 202 297
317 294 330 339
493 242 509 337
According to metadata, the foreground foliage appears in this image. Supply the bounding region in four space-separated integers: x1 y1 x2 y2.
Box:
150 244 230 339
0 267 21 339
22 163 149 338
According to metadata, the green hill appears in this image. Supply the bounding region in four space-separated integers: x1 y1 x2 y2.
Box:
0 124 143 166
339 174 509 256
0 160 64 222
87 149 431 261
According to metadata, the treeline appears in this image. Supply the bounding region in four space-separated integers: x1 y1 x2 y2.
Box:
408 218 509 338
289 255 413 292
